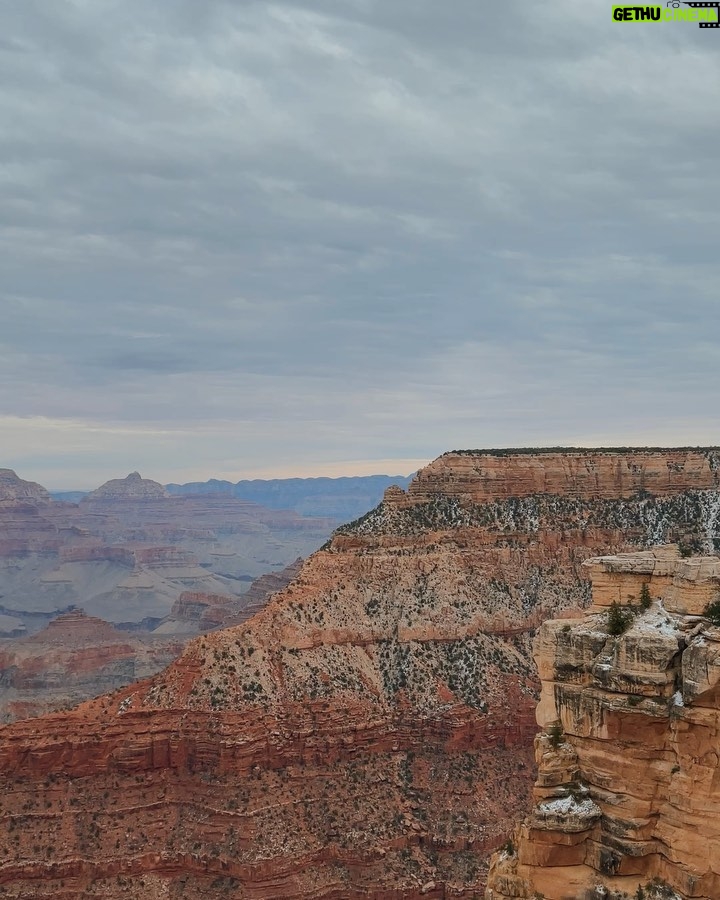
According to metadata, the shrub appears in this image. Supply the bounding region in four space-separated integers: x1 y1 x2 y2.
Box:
703 597 720 626
547 720 564 748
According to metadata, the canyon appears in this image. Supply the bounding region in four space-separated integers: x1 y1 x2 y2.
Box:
53 473 416 523
0 467 329 719
485 547 720 900
0 469 333 629
0 562 302 724
0 448 717 898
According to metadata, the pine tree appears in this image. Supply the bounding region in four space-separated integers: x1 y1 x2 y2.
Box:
640 583 652 610
608 600 631 636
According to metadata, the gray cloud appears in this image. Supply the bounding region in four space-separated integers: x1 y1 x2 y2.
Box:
1 0 719 486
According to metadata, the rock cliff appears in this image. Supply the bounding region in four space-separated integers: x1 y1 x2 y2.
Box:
0 448 718 899
486 547 720 900
409 448 720 504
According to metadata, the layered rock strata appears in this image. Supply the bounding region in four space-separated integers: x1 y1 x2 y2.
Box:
0 470 332 623
408 448 720 504
0 610 183 723
83 472 170 502
486 547 720 900
0 449 718 898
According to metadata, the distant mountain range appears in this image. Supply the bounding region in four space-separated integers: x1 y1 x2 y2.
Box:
53 473 415 521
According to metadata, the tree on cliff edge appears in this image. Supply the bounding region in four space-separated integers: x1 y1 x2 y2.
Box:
607 601 632 636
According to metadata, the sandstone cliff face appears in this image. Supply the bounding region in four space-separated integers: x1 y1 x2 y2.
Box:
486 548 720 900
0 449 718 899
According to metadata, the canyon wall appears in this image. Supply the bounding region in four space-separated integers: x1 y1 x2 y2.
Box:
0 449 718 898
486 547 720 900
0 468 321 720
0 470 333 629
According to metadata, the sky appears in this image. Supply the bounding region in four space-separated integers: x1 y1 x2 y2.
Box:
2 0 719 489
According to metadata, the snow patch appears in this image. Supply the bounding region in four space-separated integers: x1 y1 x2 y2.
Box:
537 795 601 817
629 606 682 638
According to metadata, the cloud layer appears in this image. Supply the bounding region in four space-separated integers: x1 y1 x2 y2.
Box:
2 1 719 487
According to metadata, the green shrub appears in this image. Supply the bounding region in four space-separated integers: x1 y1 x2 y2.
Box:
703 597 720 626
607 600 633 636
547 720 564 748
640 583 652 610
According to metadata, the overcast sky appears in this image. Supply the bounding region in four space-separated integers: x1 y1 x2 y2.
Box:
2 0 719 488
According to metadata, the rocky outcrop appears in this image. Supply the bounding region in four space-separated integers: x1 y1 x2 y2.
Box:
486 548 720 900
0 449 718 899
0 470 58 558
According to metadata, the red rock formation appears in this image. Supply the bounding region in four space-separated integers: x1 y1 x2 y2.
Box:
0 449 717 898
220 558 304 627
406 448 720 504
